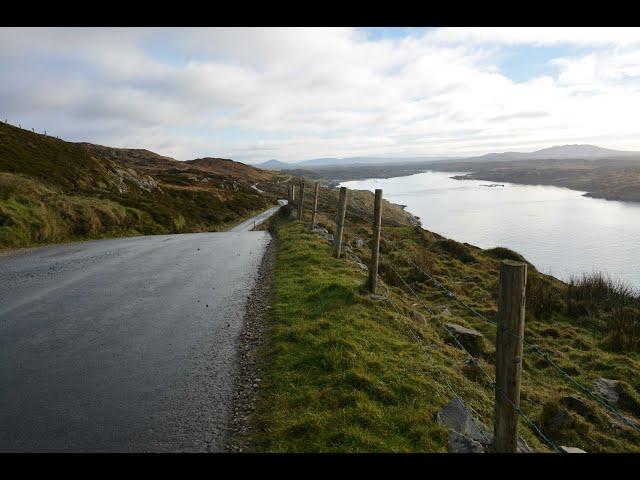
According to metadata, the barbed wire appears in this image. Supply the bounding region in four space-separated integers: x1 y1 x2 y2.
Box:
380 231 640 436
381 254 560 452
339 246 496 446
379 277 495 446
381 234 497 327
528 345 640 434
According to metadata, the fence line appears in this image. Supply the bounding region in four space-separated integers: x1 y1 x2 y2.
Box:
286 180 639 451
379 232 640 435
383 255 560 452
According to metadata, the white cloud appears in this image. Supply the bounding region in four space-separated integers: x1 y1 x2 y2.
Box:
425 27 640 47
2 27 640 161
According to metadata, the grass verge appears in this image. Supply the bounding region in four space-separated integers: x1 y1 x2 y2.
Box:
248 215 640 452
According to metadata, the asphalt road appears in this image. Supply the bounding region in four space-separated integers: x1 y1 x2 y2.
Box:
0 207 278 452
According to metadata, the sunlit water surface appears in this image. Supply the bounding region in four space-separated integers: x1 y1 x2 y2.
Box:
341 171 640 289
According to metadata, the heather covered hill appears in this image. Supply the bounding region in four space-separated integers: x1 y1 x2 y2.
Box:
0 122 289 248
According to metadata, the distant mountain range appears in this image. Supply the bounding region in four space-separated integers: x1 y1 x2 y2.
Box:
255 145 640 170
255 155 457 170
462 144 640 163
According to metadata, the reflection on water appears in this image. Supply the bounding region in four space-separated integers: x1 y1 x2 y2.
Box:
341 171 640 289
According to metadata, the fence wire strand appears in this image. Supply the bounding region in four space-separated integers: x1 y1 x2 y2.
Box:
380 231 640 436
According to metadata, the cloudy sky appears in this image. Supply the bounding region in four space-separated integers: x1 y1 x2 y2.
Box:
2 27 640 163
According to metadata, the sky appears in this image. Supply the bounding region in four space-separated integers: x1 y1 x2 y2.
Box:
2 27 640 163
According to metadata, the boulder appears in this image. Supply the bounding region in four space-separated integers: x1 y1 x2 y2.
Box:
436 397 533 453
436 397 492 445
447 430 484 453
593 378 620 404
560 446 587 453
445 323 485 355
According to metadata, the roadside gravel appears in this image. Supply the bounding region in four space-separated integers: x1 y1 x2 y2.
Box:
225 233 276 452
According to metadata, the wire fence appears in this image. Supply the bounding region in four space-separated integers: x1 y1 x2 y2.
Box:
288 180 640 452
380 232 640 436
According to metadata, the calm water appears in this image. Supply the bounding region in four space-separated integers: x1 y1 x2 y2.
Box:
341 171 640 289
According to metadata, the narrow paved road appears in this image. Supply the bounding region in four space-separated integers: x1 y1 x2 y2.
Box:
0 207 279 452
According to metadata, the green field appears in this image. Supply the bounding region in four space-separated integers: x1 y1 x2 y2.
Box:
249 213 640 452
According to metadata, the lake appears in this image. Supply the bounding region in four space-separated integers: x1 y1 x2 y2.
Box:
341 170 640 289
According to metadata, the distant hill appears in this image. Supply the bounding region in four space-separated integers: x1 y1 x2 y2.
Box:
257 159 290 170
462 144 640 163
0 122 288 249
255 145 640 172
255 155 456 170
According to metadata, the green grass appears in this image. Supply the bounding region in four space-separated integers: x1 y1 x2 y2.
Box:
250 215 640 452
0 122 287 249
0 173 165 248
251 220 454 452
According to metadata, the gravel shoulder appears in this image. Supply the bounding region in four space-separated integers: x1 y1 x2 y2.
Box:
225 231 277 452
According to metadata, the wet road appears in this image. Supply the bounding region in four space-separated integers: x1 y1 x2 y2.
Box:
0 208 278 452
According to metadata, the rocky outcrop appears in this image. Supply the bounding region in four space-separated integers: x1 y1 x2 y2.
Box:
560 446 587 453
445 323 485 355
106 167 161 194
447 430 484 453
593 378 620 404
437 397 534 453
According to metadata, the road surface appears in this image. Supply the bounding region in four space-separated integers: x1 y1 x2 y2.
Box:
0 207 279 452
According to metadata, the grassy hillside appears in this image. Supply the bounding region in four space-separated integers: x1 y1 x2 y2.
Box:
248 193 640 452
0 122 290 248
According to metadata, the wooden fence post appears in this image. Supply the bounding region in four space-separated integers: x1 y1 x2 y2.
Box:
333 187 348 258
494 260 527 453
289 184 296 218
297 181 305 221
368 189 383 293
310 182 319 230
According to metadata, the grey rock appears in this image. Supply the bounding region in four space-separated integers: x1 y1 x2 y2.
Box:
560 446 587 453
354 236 365 249
437 397 534 453
447 430 484 453
436 397 492 445
445 323 485 355
593 377 620 404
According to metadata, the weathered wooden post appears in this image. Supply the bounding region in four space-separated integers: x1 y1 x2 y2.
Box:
297 181 305 221
310 182 319 230
368 189 383 293
289 184 297 218
333 187 348 258
494 260 527 453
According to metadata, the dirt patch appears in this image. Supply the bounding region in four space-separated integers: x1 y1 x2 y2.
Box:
224 233 276 452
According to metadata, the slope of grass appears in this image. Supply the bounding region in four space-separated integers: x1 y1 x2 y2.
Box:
0 173 164 247
0 122 289 249
250 209 640 452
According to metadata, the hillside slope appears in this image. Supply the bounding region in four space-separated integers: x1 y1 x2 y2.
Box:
241 192 640 453
0 122 289 248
